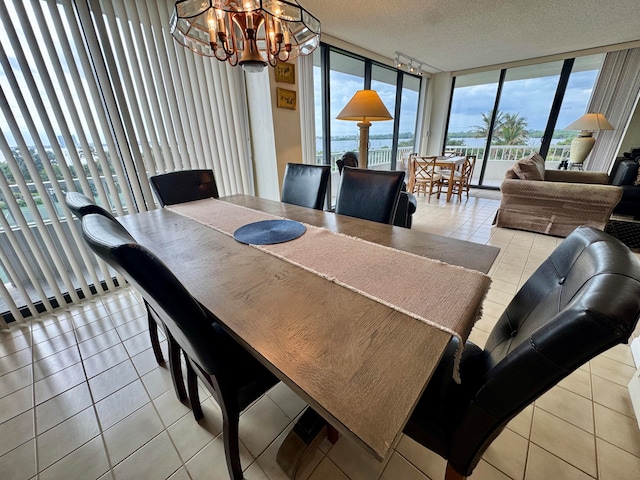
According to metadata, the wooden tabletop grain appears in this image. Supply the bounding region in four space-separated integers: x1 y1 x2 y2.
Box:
118 195 499 461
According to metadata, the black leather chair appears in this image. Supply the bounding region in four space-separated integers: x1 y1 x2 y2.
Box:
393 184 419 229
335 167 405 224
335 156 416 227
609 157 640 219
65 191 118 222
149 169 219 207
65 193 187 402
281 163 330 210
336 151 359 173
404 226 640 480
81 214 279 480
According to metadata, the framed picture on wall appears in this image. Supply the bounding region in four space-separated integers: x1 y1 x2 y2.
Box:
275 62 295 84
276 88 297 110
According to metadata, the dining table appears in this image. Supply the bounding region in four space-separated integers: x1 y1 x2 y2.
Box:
408 155 467 202
117 194 499 468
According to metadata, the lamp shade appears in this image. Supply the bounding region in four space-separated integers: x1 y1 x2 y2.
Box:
336 90 393 122
564 113 614 131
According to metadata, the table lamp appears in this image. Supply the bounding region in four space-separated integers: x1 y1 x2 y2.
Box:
564 113 614 167
336 90 393 168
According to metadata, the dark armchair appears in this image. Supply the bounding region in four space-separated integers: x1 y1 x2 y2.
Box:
81 214 279 480
404 226 640 480
609 156 640 219
336 151 358 173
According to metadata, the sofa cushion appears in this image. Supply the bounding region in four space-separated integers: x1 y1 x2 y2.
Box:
512 153 545 181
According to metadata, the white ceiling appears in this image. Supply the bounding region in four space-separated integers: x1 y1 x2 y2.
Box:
300 0 640 74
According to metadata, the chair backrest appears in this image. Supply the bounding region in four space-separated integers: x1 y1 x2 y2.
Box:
461 155 476 185
81 213 229 379
335 167 405 224
149 169 219 207
443 150 463 157
609 158 639 186
453 226 640 473
336 151 359 174
281 163 330 210
65 191 117 222
413 156 439 181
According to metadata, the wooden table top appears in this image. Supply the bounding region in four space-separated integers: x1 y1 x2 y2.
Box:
222 195 499 273
118 195 499 461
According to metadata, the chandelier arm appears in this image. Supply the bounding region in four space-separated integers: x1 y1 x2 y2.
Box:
171 1 320 71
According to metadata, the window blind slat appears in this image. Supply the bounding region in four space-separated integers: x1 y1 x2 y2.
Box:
0 0 257 325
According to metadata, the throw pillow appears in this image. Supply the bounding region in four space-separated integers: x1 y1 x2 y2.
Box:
512 153 545 181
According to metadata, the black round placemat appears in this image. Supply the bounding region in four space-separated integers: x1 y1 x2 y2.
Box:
233 219 306 245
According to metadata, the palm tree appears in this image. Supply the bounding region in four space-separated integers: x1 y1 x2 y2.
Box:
499 113 529 145
473 111 504 140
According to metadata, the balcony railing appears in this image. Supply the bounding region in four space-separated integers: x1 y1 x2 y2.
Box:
317 144 572 187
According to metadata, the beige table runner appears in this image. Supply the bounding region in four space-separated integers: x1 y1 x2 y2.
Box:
168 198 491 381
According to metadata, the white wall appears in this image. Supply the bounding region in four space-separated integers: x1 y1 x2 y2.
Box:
421 72 453 156
245 60 304 200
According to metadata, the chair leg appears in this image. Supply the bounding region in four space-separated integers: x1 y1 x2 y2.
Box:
168 334 188 402
444 462 466 480
186 360 204 421
222 408 243 480
146 302 165 365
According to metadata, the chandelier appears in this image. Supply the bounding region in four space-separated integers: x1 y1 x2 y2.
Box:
170 0 321 73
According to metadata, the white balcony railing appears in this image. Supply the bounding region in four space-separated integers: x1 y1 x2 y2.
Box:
317 144 572 187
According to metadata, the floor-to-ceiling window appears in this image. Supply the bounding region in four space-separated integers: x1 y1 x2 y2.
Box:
0 0 253 324
397 74 421 169
313 44 423 202
328 51 365 168
445 54 604 187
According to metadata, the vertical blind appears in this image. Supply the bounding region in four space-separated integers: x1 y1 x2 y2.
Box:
0 0 255 327
587 47 640 172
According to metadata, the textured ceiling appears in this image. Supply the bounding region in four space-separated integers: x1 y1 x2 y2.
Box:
300 0 640 73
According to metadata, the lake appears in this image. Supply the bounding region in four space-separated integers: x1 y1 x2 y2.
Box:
316 138 395 153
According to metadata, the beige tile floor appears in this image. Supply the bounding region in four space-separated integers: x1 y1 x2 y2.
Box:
2 191 640 480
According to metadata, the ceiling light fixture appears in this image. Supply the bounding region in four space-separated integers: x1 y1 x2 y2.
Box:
394 51 427 76
170 0 320 73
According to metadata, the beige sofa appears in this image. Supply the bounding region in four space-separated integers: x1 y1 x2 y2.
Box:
495 153 622 237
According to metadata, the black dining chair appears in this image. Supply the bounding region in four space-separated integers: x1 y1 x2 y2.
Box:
149 169 219 207
65 191 118 223
335 167 405 224
281 163 330 210
81 213 279 480
403 226 640 480
65 192 187 402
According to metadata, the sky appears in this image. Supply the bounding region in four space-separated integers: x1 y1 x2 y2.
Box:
448 70 599 133
313 66 419 139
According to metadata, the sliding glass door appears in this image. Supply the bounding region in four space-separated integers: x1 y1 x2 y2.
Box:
445 54 604 187
313 44 423 203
